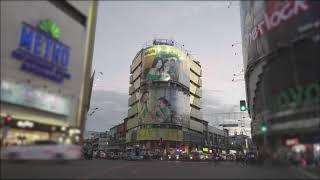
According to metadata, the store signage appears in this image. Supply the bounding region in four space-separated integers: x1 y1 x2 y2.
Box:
137 128 183 141
219 123 239 127
272 82 320 112
11 20 71 83
249 0 309 42
286 138 299 146
1 80 71 115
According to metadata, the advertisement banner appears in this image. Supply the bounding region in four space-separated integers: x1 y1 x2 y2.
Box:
142 45 190 88
138 86 190 127
137 128 183 141
240 0 320 69
0 80 71 115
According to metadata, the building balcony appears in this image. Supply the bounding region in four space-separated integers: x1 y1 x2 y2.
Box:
130 75 133 84
128 94 137 106
191 97 202 109
129 85 135 95
190 108 202 120
127 105 138 118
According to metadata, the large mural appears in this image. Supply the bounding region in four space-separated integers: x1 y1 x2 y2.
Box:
138 86 190 128
142 45 190 88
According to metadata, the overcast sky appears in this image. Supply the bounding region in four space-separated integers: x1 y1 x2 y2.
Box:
85 1 250 135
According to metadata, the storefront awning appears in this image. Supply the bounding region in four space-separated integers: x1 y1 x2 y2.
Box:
1 112 68 127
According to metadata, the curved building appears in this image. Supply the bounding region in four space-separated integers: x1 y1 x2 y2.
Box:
240 0 320 154
126 39 204 154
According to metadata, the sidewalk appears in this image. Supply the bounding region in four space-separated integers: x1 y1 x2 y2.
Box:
290 164 320 179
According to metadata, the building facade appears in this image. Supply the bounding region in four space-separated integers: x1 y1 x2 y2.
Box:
108 120 127 152
206 125 229 153
0 1 97 145
229 133 254 154
125 39 206 154
240 0 320 154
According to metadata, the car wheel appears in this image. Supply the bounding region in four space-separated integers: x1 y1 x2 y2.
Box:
8 152 19 161
55 153 67 164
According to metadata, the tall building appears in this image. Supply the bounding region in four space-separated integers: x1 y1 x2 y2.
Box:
240 1 320 154
0 1 98 145
126 39 204 154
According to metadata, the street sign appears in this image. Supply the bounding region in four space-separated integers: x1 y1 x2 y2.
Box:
219 124 239 127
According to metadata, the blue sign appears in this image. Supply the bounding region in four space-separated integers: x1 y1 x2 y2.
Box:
11 22 71 83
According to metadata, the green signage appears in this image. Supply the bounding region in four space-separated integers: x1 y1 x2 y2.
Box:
271 82 320 112
38 19 61 39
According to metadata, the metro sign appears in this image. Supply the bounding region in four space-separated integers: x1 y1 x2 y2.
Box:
11 20 71 83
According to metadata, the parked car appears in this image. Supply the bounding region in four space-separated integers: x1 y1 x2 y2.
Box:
0 140 82 161
98 150 107 159
109 152 120 160
189 151 206 160
126 147 144 161
227 154 236 161
93 150 98 159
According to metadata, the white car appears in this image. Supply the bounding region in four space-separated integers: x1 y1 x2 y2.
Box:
0 140 82 161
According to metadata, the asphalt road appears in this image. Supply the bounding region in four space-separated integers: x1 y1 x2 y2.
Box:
1 160 318 179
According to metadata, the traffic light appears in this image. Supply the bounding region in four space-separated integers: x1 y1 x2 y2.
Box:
261 126 268 132
240 100 247 111
3 115 13 126
261 125 268 133
260 122 268 134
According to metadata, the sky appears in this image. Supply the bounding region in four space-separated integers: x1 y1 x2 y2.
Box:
85 1 250 135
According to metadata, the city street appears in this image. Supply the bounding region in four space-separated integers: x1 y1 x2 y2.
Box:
1 160 317 179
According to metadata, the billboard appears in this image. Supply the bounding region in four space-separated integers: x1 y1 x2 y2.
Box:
136 128 183 141
142 45 190 88
219 124 239 127
137 86 190 127
240 0 320 69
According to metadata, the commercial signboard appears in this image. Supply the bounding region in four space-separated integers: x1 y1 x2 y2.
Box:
136 128 183 141
240 0 320 68
219 124 239 127
138 86 190 127
11 20 72 83
0 80 71 115
142 45 190 88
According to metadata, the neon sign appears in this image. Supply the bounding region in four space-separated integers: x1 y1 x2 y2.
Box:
11 20 71 83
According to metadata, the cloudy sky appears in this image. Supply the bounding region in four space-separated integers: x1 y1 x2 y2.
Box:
85 1 250 135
